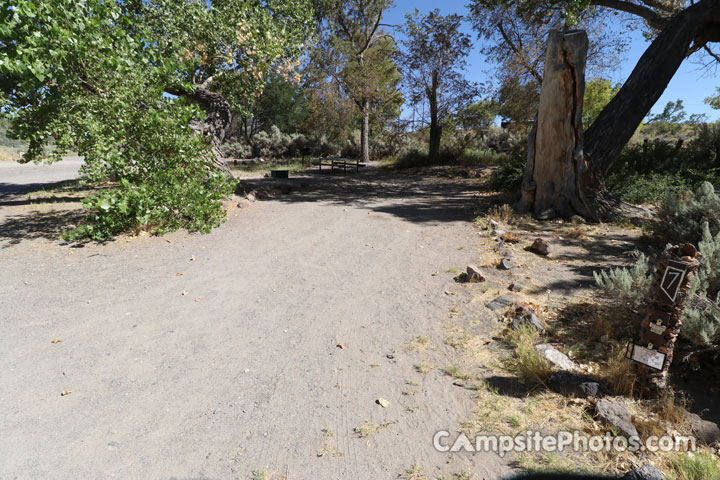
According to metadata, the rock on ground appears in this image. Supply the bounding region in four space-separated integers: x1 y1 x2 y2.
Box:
595 398 639 438
497 258 513 270
486 295 517 312
623 465 664 480
535 344 576 371
466 265 485 283
511 313 545 333
527 237 550 256
685 412 720 445
547 371 600 398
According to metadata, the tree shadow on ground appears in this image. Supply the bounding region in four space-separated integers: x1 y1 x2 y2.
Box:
0 178 85 197
518 222 653 298
245 167 498 225
0 209 85 248
483 375 547 399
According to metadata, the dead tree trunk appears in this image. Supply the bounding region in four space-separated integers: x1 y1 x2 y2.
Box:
517 30 592 219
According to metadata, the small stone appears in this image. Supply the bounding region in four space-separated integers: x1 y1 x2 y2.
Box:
466 265 486 283
508 283 522 292
489 219 499 230
486 295 516 311
512 313 545 333
569 214 586 224
535 344 576 371
547 371 600 398
498 258 512 270
498 246 514 258
623 465 663 480
386 354 395 360
595 398 639 438
527 237 550 256
237 199 252 209
685 412 720 445
246 192 256 203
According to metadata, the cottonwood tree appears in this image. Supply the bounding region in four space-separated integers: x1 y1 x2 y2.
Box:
468 0 720 220
317 0 399 162
233 73 309 144
707 88 720 109
583 77 620 127
0 0 313 239
398 10 480 162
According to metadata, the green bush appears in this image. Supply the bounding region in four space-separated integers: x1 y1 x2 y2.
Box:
64 102 233 241
607 123 720 204
651 182 720 247
669 451 720 480
487 151 525 192
606 172 692 205
689 122 720 168
683 222 720 346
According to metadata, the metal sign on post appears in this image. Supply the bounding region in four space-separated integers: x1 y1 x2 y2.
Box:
627 343 666 371
659 260 691 304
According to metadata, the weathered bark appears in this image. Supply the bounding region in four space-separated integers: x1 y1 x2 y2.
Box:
517 30 593 219
428 71 442 162
636 244 701 398
361 96 370 163
166 80 234 177
584 0 720 178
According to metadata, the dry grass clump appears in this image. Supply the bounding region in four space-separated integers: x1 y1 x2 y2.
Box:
408 335 430 352
502 324 551 387
402 465 429 480
353 420 397 438
596 346 637 397
475 203 519 229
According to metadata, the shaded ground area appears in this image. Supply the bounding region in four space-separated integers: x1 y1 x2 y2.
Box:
0 163 512 479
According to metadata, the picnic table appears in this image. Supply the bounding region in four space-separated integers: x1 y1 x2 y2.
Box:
312 157 366 174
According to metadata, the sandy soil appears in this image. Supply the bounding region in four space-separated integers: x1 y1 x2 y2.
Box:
0 164 514 479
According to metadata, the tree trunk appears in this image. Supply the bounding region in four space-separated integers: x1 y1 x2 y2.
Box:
428 71 441 162
518 30 594 219
361 96 370 163
166 81 234 178
584 0 720 177
520 0 720 221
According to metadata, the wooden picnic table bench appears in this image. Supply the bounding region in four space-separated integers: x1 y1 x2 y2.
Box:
312 157 366 174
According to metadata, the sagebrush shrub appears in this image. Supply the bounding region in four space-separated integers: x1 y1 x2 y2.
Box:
651 182 720 246
222 141 252 159
594 252 654 306
683 222 720 345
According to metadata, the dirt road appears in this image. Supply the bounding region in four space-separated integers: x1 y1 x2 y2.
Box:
0 165 512 479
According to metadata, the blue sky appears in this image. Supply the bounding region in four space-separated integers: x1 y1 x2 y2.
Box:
383 0 720 121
